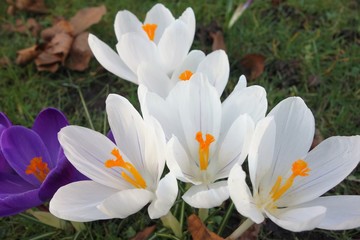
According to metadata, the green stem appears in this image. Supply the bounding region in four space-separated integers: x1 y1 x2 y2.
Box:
217 202 235 236
198 208 209 222
161 211 182 238
226 218 254 240
76 87 94 130
179 200 185 233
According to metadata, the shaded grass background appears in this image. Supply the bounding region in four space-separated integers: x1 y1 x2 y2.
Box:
0 0 359 239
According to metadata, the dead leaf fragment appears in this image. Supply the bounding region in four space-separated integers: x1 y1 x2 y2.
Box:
7 0 48 14
16 45 41 65
210 31 226 51
41 20 74 41
310 128 323 150
130 225 156 240
237 223 261 240
46 32 73 63
239 54 265 80
188 214 224 240
70 5 107 36
2 18 41 37
66 32 93 71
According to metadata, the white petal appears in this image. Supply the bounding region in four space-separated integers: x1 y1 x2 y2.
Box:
182 181 229 208
116 32 160 74
158 20 192 74
280 136 360 206
222 85 267 134
137 62 172 98
106 94 146 173
58 126 128 189
166 136 199 184
234 75 247 90
98 188 154 218
248 117 276 193
298 196 360 230
266 97 314 187
266 205 326 232
170 50 205 83
88 34 137 83
196 50 229 96
148 173 178 219
49 181 116 222
144 3 175 44
228 164 265 224
211 114 254 180
178 7 196 43
114 10 144 41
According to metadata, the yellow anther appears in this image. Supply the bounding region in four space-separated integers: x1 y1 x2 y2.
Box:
179 70 193 81
195 131 215 171
142 23 157 41
270 159 310 201
105 148 147 189
25 157 49 183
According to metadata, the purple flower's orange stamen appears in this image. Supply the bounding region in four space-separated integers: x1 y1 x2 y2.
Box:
270 159 310 201
195 131 215 171
179 70 193 81
25 157 49 183
142 23 157 41
105 148 147 189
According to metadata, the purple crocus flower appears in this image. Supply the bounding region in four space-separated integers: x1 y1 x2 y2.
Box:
0 108 86 217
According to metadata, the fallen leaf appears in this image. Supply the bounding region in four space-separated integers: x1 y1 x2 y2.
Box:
238 223 261 240
7 0 48 14
46 32 73 63
0 57 11 68
239 54 265 80
310 129 323 150
70 5 107 36
41 20 74 41
2 18 41 37
188 214 224 240
210 31 226 51
66 32 93 71
16 45 42 65
130 225 156 240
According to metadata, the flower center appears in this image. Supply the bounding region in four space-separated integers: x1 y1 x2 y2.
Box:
142 23 157 41
105 148 147 189
195 131 215 171
179 70 193 81
270 159 310 202
25 157 49 183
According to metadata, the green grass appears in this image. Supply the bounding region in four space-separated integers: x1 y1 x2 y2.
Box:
1 0 359 239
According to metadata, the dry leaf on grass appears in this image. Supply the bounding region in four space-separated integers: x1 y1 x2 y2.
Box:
6 0 48 14
188 214 224 240
210 31 227 51
130 225 156 240
41 20 74 41
16 45 43 65
237 223 261 240
2 18 41 37
239 54 266 80
69 5 107 36
66 32 93 71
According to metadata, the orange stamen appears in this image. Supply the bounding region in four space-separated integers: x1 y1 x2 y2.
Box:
179 70 193 81
25 157 49 183
105 148 147 189
195 131 215 170
142 23 157 41
270 159 310 201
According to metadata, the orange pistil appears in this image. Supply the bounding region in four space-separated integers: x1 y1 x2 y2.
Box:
179 70 193 81
195 131 215 171
105 148 147 189
270 159 310 201
25 157 49 183
142 23 157 41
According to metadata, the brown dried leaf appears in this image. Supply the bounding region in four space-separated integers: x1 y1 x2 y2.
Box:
239 54 265 80
70 5 107 36
66 32 93 71
210 31 227 51
9 0 48 14
130 225 156 240
2 18 41 37
41 20 74 41
35 51 62 66
238 224 261 240
188 214 224 240
46 32 73 63
310 129 323 150
16 45 41 65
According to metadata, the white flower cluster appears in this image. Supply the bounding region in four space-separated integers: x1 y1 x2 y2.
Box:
50 3 360 235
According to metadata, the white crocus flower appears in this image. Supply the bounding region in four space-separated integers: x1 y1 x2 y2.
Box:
228 97 360 233
49 94 178 221
88 3 195 84
139 73 267 208
137 49 229 98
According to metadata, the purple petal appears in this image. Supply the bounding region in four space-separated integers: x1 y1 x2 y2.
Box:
0 173 35 195
38 155 88 201
0 112 12 128
32 108 69 165
1 126 52 186
0 151 13 174
107 130 115 143
0 188 42 217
